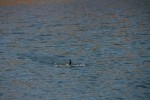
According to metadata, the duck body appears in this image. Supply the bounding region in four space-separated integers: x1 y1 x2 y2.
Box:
54 59 85 67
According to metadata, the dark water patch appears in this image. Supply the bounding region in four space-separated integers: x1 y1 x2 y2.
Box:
0 51 4 54
4 69 13 72
144 93 150 97
53 23 62 27
0 93 4 97
116 97 124 100
36 34 52 37
144 82 150 86
136 85 149 89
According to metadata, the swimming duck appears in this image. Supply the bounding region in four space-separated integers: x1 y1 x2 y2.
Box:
69 59 72 65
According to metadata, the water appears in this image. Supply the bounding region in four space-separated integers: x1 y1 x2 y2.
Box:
0 0 150 100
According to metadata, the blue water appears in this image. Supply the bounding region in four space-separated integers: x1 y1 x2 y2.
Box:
0 0 150 100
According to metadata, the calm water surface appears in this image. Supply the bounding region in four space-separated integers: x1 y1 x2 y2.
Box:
0 0 150 100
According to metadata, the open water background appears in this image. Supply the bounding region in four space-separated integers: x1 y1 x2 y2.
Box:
0 0 150 99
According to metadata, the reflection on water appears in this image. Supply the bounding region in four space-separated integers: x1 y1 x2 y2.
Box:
0 0 150 100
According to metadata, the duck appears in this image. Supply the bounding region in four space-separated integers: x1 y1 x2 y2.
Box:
69 59 72 65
